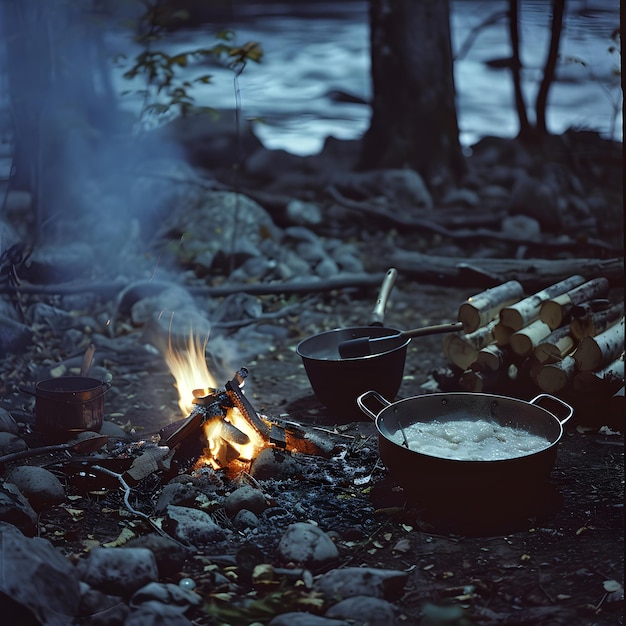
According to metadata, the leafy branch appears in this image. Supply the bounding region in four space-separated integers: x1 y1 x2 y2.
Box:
118 0 263 119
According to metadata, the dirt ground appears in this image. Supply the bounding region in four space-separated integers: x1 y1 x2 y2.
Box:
3 276 622 625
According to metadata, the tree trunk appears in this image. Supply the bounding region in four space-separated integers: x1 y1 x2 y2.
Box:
508 0 531 138
359 0 465 187
535 0 566 135
0 0 120 240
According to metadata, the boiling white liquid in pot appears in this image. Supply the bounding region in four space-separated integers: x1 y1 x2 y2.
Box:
391 419 551 461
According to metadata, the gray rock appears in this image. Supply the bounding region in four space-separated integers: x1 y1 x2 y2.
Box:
23 242 96 282
79 547 159 597
0 524 81 625
78 582 130 626
98 419 134 441
509 174 562 232
501 214 541 240
440 187 480 207
276 522 339 569
160 190 282 272
267 613 350 626
325 595 399 625
123 533 191 579
315 256 340 278
25 302 75 329
286 199 323 225
5 465 66 511
0 482 38 535
130 581 201 610
162 504 228 546
0 314 32 356
125 601 195 625
0 431 26 453
0 407 19 434
154 482 202 515
232 508 260 530
314 567 409 602
223 484 268 517
250 447 301 480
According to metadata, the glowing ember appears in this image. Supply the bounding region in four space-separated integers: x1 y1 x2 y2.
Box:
165 331 217 415
201 407 267 468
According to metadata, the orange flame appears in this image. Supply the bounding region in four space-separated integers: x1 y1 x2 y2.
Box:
202 407 266 464
164 330 217 416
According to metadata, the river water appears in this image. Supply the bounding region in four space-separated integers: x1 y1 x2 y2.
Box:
112 0 621 155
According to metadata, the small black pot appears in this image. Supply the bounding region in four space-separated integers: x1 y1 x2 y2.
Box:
34 376 110 440
296 326 409 419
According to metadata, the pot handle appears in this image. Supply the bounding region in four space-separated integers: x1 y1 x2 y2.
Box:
356 390 392 421
21 381 113 402
60 381 112 403
529 393 573 426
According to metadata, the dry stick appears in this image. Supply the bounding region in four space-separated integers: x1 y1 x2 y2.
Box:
499 274 585 331
569 302 624 341
540 277 610 330
536 355 578 393
574 356 624 394
574 317 625 372
509 319 553 357
534 325 576 364
457 280 524 333
80 343 96 377
442 320 497 369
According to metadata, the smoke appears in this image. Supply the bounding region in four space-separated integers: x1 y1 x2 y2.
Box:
0 0 186 278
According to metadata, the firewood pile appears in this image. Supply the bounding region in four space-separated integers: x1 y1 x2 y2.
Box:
443 276 624 424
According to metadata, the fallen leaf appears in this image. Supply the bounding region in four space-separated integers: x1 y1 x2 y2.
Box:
64 507 84 521
102 527 136 547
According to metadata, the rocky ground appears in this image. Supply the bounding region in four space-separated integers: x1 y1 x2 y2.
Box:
0 122 623 624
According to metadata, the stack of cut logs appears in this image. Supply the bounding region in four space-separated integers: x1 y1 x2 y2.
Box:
443 276 624 421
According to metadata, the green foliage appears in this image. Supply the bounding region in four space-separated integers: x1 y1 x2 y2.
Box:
120 0 263 119
202 585 325 625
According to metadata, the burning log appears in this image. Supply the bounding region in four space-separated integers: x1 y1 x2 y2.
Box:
540 277 610 330
569 302 624 342
533 326 576 364
159 368 335 473
509 319 553 357
574 318 625 372
457 281 524 333
499 275 585 331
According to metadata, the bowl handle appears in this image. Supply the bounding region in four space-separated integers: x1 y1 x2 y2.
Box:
356 390 392 421
529 393 574 426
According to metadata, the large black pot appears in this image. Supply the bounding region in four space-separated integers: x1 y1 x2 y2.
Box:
357 391 573 532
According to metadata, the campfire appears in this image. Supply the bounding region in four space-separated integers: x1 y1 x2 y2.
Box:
157 331 324 476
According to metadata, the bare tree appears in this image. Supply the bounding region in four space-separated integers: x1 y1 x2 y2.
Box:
359 0 466 189
506 0 567 140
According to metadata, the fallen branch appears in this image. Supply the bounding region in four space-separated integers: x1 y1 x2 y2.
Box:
387 251 623 291
327 185 622 254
